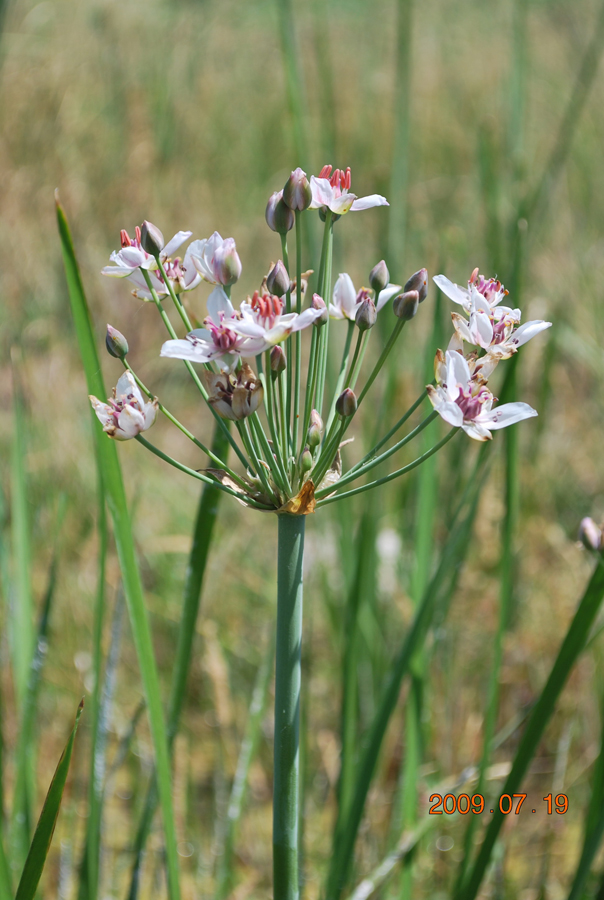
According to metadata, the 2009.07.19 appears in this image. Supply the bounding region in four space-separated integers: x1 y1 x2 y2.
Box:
428 793 569 815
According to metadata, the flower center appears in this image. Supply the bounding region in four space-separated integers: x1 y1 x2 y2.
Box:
469 268 508 304
456 387 489 420
204 313 240 351
120 226 142 249
251 290 283 329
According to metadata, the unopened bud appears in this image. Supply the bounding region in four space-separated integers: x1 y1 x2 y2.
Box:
212 238 241 286
393 290 419 320
270 345 287 376
106 324 129 359
336 388 357 418
266 260 290 297
140 220 164 257
579 517 603 552
311 293 328 327
300 447 313 473
369 260 389 294
403 267 428 303
282 167 313 211
308 409 323 448
266 190 295 234
355 296 377 332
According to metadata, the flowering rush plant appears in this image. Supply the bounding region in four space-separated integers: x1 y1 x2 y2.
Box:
91 164 550 900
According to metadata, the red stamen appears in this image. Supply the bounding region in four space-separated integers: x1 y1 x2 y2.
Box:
470 267 479 284
319 164 332 179
330 168 341 188
135 225 142 243
120 229 131 248
343 167 351 190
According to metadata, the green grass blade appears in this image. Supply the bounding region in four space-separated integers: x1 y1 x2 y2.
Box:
387 0 413 276
326 452 490 900
127 422 229 900
457 556 604 900
0 836 11 900
14 699 84 900
56 196 181 900
215 634 275 900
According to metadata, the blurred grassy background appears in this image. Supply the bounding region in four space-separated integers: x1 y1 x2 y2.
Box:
3 0 604 896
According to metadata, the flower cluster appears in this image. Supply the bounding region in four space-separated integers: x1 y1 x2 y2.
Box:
428 268 551 440
91 166 551 512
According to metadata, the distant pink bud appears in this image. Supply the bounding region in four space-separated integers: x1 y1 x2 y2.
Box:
579 517 603 552
336 388 357 418
404 268 428 303
140 220 165 256
393 290 419 320
213 238 242 286
267 260 290 297
282 167 312 211
270 344 287 376
265 190 295 234
369 260 389 293
311 293 328 327
105 324 129 359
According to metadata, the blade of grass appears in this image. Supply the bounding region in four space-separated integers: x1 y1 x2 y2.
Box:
386 0 413 276
215 633 275 900
56 196 181 900
456 555 604 900
126 422 230 900
15 699 84 900
326 449 491 899
11 497 65 874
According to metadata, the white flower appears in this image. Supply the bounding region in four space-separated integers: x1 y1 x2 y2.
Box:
434 269 513 319
90 372 158 441
102 226 200 300
427 350 537 441
160 287 255 371
309 166 389 215
187 232 242 286
231 290 324 352
330 273 401 321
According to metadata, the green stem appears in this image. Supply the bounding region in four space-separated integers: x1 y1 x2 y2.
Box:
274 515 306 900
326 320 355 433
281 234 294 440
357 318 406 407
317 429 457 507
315 212 333 417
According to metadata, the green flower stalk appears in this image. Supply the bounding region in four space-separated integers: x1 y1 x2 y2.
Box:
91 165 551 899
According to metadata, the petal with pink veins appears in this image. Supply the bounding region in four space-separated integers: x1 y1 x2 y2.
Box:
350 194 389 211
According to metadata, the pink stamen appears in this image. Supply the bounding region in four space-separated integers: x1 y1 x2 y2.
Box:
120 229 131 248
319 164 332 179
251 290 283 328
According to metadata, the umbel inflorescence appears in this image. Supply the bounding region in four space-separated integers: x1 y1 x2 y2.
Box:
91 166 551 513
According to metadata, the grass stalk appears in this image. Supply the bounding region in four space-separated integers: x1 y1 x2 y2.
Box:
57 198 182 900
387 0 413 275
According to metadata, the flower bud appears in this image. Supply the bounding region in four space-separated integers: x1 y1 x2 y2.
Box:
579 517 603 552
140 220 165 257
270 345 287 376
266 260 290 297
355 296 377 332
307 409 323 448
300 447 313 473
282 167 313 211
369 260 389 294
213 237 242 286
106 324 129 359
311 293 328 327
336 388 357 418
403 267 428 303
393 290 419 320
265 190 295 234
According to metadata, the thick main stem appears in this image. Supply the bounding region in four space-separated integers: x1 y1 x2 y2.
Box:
274 514 305 900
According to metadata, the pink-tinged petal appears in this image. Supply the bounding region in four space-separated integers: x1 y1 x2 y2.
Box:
119 247 149 269
290 307 324 331
470 310 494 349
333 273 357 319
207 286 235 324
239 336 271 356
90 396 113 428
509 320 552 348
427 386 464 427
375 283 402 313
160 339 214 363
477 401 537 430
469 286 491 315
115 405 145 440
230 319 266 339
433 275 470 308
101 265 136 278
451 312 472 344
350 193 389 211
162 230 192 258
309 176 335 209
115 372 142 405
461 421 493 441
143 401 159 430
330 193 356 215
329 304 346 319
446 332 464 354
446 349 472 390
